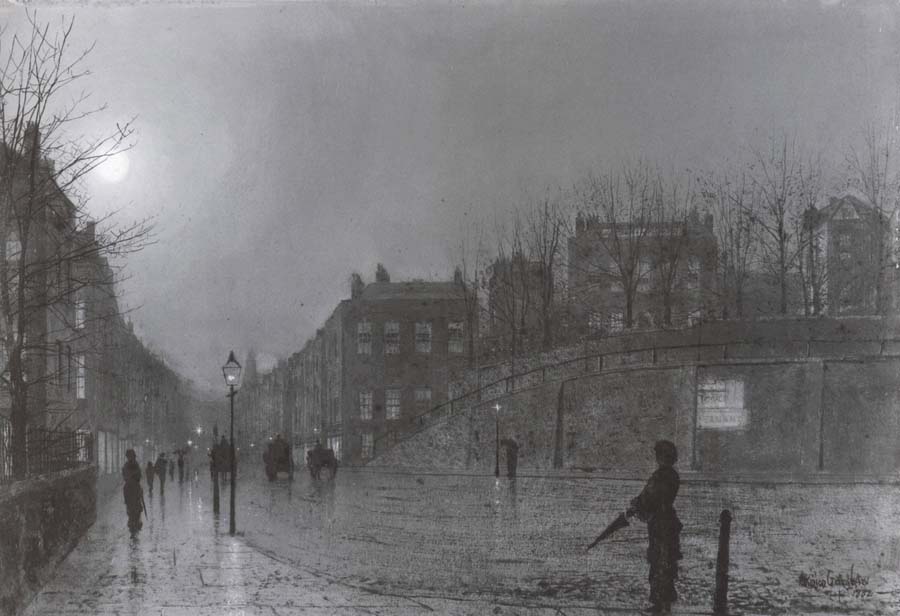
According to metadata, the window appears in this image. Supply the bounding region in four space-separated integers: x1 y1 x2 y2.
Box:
357 321 371 355
76 354 86 400
687 309 702 327
361 432 373 459
415 387 432 412
384 321 400 354
415 322 431 353
686 256 701 291
386 388 401 420
75 296 86 329
359 391 373 420
448 321 464 354
327 436 342 461
588 311 604 334
608 312 624 333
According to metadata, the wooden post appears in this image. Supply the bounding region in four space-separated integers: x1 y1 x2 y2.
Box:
714 509 732 614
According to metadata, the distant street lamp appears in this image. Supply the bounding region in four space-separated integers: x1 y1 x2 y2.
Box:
196 426 203 435
494 403 501 478
222 350 242 536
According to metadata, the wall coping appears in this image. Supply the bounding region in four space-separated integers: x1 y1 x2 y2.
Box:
0 465 96 502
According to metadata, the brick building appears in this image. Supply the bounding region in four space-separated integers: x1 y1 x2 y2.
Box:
567 210 717 335
804 194 897 316
286 270 469 465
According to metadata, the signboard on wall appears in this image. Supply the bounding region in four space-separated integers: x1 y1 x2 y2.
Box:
698 378 747 429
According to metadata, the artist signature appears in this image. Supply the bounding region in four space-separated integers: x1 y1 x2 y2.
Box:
798 566 872 598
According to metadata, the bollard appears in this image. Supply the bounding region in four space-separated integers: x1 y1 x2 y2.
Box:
714 509 732 614
212 464 220 515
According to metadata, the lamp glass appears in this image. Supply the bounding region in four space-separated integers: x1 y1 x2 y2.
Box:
222 350 243 387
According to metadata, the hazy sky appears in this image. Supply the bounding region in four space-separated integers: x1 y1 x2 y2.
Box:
1 1 897 391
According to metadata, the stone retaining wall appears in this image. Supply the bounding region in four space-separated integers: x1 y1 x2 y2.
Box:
0 466 97 616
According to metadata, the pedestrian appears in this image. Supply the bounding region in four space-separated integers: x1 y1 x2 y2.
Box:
217 435 230 484
121 449 143 533
168 454 175 481
502 438 519 479
177 450 185 483
145 460 155 496
626 440 683 614
155 453 167 496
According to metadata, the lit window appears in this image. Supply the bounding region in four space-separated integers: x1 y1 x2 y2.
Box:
384 321 400 354
361 432 373 459
415 322 431 353
415 387 432 412
357 321 371 355
448 321 464 354
359 391 373 420
76 354 86 399
608 312 624 333
386 389 401 420
327 436 342 461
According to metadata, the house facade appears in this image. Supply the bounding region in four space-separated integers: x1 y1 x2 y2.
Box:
286 272 468 465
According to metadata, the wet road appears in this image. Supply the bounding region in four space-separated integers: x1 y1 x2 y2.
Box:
22 467 900 615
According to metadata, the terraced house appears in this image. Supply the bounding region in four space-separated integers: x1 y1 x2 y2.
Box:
286 266 468 465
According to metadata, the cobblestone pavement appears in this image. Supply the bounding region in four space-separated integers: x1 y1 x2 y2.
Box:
22 466 900 615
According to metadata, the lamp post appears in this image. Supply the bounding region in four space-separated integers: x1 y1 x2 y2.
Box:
494 403 500 477
222 351 242 536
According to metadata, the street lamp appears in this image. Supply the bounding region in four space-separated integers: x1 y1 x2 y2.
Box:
494 403 501 477
222 350 242 536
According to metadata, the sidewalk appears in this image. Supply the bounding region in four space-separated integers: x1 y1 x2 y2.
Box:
19 476 636 616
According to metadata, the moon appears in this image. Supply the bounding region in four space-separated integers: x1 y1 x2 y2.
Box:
95 153 131 183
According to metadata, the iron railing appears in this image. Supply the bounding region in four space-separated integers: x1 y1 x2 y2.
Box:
0 414 93 484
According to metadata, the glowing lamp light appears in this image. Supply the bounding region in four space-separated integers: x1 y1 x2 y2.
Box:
222 350 242 388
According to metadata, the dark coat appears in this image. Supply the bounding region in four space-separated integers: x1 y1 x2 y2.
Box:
629 464 683 608
122 460 143 511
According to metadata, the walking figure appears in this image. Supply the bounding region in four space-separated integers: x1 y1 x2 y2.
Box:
177 450 185 483
626 440 683 614
155 453 168 496
145 460 155 496
168 454 175 481
501 437 519 479
122 449 144 533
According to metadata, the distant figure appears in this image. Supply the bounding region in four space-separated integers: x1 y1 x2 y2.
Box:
177 450 185 483
168 455 175 481
216 436 230 484
145 460 155 496
155 453 168 496
501 438 519 479
626 440 683 614
121 449 143 533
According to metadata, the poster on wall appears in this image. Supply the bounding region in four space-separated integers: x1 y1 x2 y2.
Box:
698 378 747 430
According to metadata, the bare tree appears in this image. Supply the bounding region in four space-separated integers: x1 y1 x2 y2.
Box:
452 220 487 369
843 113 900 314
652 172 695 327
702 168 760 319
748 133 807 315
572 161 658 330
485 211 535 361
795 154 828 316
523 190 569 350
0 14 152 478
